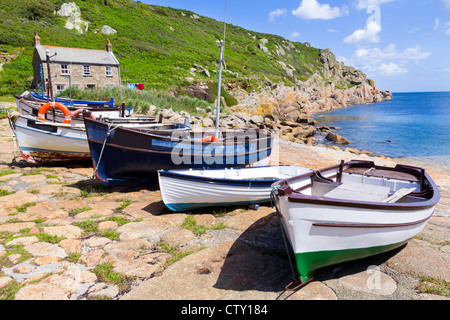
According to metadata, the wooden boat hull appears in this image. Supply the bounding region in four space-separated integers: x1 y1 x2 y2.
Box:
84 118 273 185
12 114 90 164
15 96 136 125
272 160 440 282
158 166 311 211
11 114 184 164
29 91 113 107
279 199 434 282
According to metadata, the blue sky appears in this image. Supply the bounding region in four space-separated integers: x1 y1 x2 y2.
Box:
141 0 450 93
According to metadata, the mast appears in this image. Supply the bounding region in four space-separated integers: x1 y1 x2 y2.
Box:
214 40 224 138
214 0 228 138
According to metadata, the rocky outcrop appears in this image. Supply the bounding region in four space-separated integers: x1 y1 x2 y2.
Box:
325 132 350 145
56 2 89 34
226 48 392 122
101 25 117 35
158 48 392 148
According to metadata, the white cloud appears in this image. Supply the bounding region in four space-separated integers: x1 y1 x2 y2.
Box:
445 22 450 35
344 44 431 76
355 0 395 10
378 62 408 75
407 27 421 34
353 44 430 64
292 0 348 20
268 8 287 22
443 0 450 9
401 46 432 60
291 31 301 38
432 18 450 35
344 20 382 44
434 18 440 30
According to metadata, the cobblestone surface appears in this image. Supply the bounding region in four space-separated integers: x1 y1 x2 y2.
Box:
0 117 448 300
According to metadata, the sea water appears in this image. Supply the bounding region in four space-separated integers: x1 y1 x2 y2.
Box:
314 92 450 172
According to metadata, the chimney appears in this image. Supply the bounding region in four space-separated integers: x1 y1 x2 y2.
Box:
106 39 112 52
34 32 41 46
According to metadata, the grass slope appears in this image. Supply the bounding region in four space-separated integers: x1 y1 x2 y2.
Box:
0 0 323 98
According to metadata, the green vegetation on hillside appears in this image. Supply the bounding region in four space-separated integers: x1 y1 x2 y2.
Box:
60 86 215 115
0 0 324 100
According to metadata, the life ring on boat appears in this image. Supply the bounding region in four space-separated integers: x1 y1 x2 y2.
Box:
201 135 219 142
71 109 96 120
38 102 72 124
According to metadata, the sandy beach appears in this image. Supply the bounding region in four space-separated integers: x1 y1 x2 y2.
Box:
0 107 448 300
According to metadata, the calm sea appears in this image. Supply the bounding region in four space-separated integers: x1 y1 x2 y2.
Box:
314 91 450 170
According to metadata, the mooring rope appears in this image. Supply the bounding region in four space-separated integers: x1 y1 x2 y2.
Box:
91 123 122 179
270 186 298 283
7 110 19 163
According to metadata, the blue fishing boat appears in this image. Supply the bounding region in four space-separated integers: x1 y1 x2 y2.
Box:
84 117 273 185
29 91 113 107
15 95 139 124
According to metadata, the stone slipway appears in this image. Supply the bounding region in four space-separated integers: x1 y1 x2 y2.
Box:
0 117 448 300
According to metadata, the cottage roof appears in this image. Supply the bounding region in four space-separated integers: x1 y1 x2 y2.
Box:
35 45 120 66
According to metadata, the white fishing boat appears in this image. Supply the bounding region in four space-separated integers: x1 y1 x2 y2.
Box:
271 160 440 286
10 112 90 163
158 165 312 211
8 111 190 164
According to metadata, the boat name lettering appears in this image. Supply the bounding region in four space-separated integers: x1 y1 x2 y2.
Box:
170 129 271 165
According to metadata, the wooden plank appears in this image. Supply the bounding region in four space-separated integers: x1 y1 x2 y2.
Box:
323 182 390 202
344 167 419 182
381 188 416 203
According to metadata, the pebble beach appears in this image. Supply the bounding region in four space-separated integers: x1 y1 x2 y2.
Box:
0 104 448 301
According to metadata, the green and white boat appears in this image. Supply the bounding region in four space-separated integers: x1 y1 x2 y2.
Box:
271 160 440 284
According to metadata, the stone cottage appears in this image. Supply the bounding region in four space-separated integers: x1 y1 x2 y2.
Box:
32 33 121 96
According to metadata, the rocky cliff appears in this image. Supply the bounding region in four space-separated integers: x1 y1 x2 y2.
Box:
227 48 392 123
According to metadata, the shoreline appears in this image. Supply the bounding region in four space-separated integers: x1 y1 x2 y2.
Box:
3 97 449 179
0 114 449 300
309 92 450 166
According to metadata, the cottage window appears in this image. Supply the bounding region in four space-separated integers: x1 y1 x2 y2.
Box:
60 64 70 75
83 65 91 76
55 84 66 95
105 66 113 77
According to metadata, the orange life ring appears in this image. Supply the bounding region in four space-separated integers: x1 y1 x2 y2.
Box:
38 102 72 124
71 109 96 120
201 135 219 142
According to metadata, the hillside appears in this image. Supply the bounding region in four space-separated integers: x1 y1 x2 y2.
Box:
0 0 391 114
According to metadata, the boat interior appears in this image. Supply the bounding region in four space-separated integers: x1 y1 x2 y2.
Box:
166 166 310 181
284 161 435 204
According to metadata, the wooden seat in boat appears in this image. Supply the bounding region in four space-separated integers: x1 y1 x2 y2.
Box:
322 182 391 202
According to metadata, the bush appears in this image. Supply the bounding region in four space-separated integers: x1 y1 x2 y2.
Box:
58 86 213 115
0 50 33 96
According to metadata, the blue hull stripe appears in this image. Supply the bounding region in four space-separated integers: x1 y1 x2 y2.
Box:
165 199 271 211
19 146 88 154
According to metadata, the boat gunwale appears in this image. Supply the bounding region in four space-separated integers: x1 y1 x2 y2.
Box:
83 118 272 144
158 165 297 187
312 210 434 228
87 137 273 157
16 95 118 111
17 114 86 129
274 160 440 211
29 92 111 105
